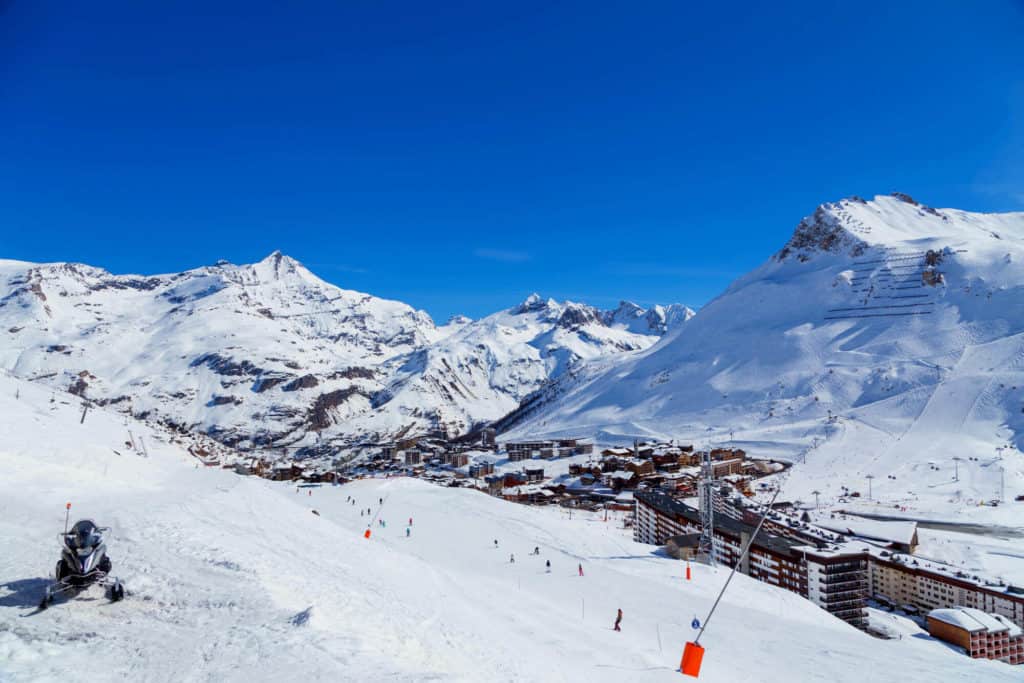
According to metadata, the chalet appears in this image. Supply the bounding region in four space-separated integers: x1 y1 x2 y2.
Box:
524 466 545 483
484 474 504 496
817 518 919 554
444 452 469 468
404 450 422 466
625 458 655 477
604 470 637 489
503 471 528 487
711 458 744 477
468 461 495 478
602 447 632 458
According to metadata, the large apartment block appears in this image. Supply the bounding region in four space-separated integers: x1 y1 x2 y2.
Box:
635 490 869 629
871 555 1024 628
636 489 1024 636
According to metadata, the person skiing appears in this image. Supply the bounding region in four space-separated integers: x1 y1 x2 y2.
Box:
578 563 584 577
494 539 498 549
406 527 411 538
510 554 515 564
360 510 364 517
614 608 623 632
409 517 413 526
545 560 551 572
533 546 539 555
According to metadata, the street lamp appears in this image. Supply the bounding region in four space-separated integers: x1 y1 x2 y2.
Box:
812 490 821 510
952 456 962 482
866 474 875 501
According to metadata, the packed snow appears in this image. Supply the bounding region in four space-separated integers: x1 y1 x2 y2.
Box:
0 375 1018 682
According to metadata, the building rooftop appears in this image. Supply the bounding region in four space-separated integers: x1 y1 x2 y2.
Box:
929 607 1011 633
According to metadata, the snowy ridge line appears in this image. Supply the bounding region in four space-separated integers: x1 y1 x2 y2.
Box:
823 311 934 320
826 303 934 313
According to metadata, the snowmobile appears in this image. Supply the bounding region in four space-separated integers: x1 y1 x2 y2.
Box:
39 519 125 609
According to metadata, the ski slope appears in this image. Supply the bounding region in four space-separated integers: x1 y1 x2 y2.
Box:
0 375 1017 682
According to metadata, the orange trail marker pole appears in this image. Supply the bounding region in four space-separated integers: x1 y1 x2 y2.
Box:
64 503 71 534
686 561 691 581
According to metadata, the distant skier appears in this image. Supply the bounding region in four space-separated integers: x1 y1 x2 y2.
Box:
379 497 383 505
510 554 515 564
494 539 499 549
406 527 411 538
578 563 584 577
361 510 364 517
533 546 539 555
409 517 413 526
545 560 551 573
614 608 622 632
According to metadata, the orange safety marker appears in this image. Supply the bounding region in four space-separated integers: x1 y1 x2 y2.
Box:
364 528 371 539
685 561 691 581
680 641 704 677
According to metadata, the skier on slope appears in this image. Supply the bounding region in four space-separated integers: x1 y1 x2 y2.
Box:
494 539 498 549
510 554 515 564
545 560 551 573
578 563 584 577
409 517 413 526
614 608 623 632
406 527 411 538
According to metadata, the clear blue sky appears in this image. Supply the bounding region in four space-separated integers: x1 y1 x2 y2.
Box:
2 1 1022 321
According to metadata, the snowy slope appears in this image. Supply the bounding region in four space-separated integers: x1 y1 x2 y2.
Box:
0 373 1015 683
508 194 1024 519
0 254 686 456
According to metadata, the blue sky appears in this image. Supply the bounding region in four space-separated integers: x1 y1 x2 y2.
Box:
2 1 1022 321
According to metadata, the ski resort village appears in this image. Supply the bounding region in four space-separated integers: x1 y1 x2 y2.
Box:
2 194 1024 682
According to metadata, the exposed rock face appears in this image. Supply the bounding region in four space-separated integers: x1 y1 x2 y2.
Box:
283 375 319 392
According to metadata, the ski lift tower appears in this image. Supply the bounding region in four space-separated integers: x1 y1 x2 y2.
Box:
697 449 716 566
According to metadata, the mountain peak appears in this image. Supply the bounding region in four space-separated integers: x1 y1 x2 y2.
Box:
251 251 306 281
514 293 549 314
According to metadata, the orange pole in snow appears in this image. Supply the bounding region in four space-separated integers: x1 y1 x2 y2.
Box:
686 562 691 581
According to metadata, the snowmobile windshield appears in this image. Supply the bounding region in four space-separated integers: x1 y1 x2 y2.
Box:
69 521 101 549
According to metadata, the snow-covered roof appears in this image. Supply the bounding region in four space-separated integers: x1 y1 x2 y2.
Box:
816 517 917 546
928 607 1009 633
991 614 1024 637
608 470 635 480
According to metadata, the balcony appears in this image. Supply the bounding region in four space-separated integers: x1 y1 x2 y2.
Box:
821 562 867 573
822 589 866 603
819 570 866 583
825 599 866 612
820 579 867 591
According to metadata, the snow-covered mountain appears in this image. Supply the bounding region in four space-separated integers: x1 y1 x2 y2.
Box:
506 194 1024 518
0 252 687 455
